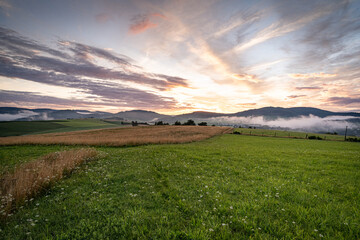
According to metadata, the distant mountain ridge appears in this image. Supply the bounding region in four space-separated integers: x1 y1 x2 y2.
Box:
0 106 359 122
230 107 360 119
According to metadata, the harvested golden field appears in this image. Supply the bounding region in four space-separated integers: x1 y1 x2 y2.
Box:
0 126 232 146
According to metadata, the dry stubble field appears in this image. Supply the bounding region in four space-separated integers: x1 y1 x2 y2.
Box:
0 125 232 146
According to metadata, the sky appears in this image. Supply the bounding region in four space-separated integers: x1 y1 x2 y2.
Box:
0 0 359 114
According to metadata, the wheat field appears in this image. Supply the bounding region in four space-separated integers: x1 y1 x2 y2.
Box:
0 126 232 146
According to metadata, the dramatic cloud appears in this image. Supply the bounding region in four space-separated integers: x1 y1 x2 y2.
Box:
328 97 360 105
0 1 359 113
0 27 70 59
0 27 189 110
60 41 134 66
0 89 176 110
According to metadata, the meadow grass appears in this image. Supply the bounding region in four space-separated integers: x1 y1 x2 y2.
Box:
0 134 359 239
234 127 348 141
0 119 123 137
0 121 67 137
0 126 232 146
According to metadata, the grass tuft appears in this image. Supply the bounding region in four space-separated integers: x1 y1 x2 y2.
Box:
0 148 98 218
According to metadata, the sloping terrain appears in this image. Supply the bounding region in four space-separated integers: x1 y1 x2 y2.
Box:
0 125 232 146
0 134 359 239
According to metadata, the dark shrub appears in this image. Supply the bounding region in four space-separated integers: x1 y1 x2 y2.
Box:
346 137 360 142
174 121 181 125
198 122 207 126
155 121 164 125
183 119 196 126
233 131 241 135
308 136 322 140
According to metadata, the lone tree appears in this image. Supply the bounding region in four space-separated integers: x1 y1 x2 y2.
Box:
155 121 164 125
183 119 196 126
131 121 138 126
198 122 207 126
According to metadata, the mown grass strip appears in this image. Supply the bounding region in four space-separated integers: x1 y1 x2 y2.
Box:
0 148 99 218
233 127 352 141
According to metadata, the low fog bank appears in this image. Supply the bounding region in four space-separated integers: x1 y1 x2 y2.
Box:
0 111 53 121
207 115 360 136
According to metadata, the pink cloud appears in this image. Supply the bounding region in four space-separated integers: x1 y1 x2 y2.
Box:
129 13 165 35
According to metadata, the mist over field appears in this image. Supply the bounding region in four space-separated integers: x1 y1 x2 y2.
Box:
0 111 53 121
0 110 38 121
208 115 360 136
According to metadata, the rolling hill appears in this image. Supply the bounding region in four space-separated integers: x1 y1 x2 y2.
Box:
1 106 359 122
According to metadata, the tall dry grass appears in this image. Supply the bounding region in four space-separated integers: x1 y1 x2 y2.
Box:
0 125 232 146
0 148 98 218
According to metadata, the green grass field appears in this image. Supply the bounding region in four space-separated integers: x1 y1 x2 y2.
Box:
0 119 124 137
1 134 359 239
234 127 348 141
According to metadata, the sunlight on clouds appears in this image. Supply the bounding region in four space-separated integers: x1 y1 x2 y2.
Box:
187 39 230 78
0 77 89 99
231 74 259 83
246 59 285 72
289 73 337 79
0 0 359 113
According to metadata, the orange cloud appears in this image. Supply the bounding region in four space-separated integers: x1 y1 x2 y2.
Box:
289 72 336 79
129 13 165 35
231 74 259 83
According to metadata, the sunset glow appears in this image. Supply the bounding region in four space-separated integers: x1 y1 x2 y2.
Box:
0 0 359 114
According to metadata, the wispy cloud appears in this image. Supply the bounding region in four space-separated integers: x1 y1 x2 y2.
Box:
213 9 262 38
328 97 360 105
231 7 333 53
287 95 306 99
295 87 323 90
289 72 336 79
